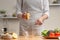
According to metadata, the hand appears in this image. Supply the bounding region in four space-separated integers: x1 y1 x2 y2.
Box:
35 18 43 25
22 13 26 20
22 12 30 20
35 14 48 25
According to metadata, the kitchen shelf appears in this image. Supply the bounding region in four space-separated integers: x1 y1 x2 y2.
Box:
49 4 60 6
0 17 17 19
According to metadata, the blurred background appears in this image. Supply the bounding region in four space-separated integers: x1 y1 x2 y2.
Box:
0 0 60 35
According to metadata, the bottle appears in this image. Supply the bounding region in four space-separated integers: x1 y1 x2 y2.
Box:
2 28 7 34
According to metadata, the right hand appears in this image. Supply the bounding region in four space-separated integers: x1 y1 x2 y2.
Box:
22 12 27 20
22 12 30 20
17 12 30 20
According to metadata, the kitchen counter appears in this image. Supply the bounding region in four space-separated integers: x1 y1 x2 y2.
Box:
19 36 58 40
0 36 58 40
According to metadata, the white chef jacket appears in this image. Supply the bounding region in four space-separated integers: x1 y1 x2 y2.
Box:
17 0 49 36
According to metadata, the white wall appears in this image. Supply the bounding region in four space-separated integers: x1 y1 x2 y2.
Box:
0 0 16 16
44 6 60 30
0 0 20 35
0 19 20 36
0 0 60 35
44 0 60 30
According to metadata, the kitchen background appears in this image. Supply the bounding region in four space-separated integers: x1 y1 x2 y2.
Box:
0 0 60 35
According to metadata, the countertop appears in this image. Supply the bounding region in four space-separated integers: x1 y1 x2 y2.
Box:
0 36 58 40
20 36 58 40
19 36 58 40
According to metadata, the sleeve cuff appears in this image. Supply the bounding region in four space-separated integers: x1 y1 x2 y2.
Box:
43 10 49 17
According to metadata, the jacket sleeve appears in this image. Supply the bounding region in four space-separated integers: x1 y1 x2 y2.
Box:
43 0 49 17
16 0 22 14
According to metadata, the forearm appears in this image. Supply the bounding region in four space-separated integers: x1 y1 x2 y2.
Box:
39 13 48 22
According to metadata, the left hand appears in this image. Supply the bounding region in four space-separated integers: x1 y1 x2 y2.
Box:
35 18 43 25
35 14 48 25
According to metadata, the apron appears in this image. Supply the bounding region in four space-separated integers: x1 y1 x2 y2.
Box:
19 0 45 36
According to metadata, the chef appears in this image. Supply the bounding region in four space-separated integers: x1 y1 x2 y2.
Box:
17 0 49 36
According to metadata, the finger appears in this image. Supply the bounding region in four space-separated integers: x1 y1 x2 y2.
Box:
38 20 42 25
35 21 40 25
37 19 43 25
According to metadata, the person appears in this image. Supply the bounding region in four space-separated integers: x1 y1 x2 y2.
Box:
17 0 49 36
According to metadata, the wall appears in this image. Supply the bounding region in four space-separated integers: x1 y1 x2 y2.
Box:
44 6 60 30
44 0 60 30
0 0 60 35
0 0 16 15
0 0 20 35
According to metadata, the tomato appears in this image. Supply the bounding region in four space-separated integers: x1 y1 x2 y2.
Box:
49 32 55 37
55 32 60 37
22 13 26 19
